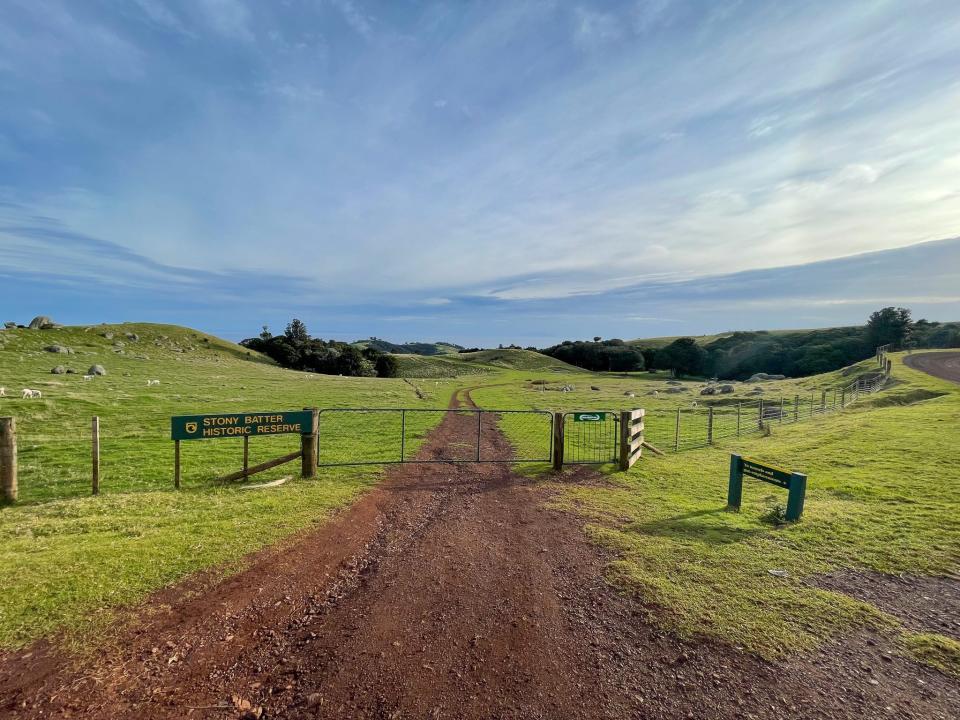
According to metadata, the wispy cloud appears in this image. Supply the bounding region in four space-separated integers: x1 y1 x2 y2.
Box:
1 0 959 342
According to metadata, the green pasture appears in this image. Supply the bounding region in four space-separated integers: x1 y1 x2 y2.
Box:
469 354 960 672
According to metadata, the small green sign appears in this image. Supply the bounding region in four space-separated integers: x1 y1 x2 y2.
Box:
573 412 607 422
727 453 807 522
171 411 313 441
741 457 792 489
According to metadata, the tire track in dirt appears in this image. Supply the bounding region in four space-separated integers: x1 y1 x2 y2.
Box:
1 391 957 718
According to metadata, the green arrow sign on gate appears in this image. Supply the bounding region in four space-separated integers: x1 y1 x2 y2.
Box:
573 412 607 422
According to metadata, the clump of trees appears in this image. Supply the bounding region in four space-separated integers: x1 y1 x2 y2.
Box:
241 320 399 378
540 338 646 372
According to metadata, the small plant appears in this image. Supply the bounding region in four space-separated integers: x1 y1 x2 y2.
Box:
760 503 788 525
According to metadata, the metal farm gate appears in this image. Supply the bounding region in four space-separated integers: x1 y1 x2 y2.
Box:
316 408 554 467
560 411 620 465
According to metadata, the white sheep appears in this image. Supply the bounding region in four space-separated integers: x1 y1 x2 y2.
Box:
83 375 95 381
22 388 41 399
652 390 659 397
0 387 5 397
147 379 160 386
691 400 698 408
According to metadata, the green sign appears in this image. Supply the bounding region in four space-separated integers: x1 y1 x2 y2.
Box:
573 412 607 422
727 453 807 522
741 457 791 489
171 411 313 441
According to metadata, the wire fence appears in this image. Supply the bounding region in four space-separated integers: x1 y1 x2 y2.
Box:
648 371 889 453
316 408 553 466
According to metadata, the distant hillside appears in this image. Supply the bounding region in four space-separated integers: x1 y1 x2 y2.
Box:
631 319 960 380
352 338 463 356
394 348 582 378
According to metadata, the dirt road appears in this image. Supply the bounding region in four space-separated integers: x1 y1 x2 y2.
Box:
904 351 960 384
1 391 956 719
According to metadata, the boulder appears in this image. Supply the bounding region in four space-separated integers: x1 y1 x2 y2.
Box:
748 372 786 382
666 380 682 386
3 321 15 329
51 365 66 374
88 364 107 376
65 368 77 374
102 332 114 340
719 384 735 394
44 345 73 354
590 385 601 391
28 315 56 330
700 386 718 396
666 386 687 394
624 391 636 397
125 332 139 342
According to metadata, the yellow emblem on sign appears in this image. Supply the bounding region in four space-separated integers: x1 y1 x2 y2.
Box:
185 422 198 434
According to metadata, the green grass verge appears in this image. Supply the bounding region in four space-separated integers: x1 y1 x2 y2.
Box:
901 632 960 678
469 354 960 660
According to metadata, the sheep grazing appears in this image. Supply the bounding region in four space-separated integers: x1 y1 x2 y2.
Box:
0 387 5 397
22 388 42 399
147 379 160 386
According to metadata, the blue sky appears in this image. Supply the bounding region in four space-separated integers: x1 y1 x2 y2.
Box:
1 0 959 345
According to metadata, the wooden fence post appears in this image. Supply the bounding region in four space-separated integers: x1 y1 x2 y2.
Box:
174 440 181 489
91 416 100 495
758 399 764 429
707 406 714 445
736 402 741 436
243 435 249 480
794 395 799 423
552 412 564 471
779 396 784 423
674 407 681 451
0 417 16 504
301 407 319 479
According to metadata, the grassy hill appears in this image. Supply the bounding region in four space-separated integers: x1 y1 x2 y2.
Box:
352 338 463 355
395 348 583 377
0 321 450 647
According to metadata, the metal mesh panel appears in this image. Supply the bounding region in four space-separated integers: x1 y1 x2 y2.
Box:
562 412 619 464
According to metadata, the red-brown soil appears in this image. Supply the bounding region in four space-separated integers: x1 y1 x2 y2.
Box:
904 351 960 384
0 391 957 719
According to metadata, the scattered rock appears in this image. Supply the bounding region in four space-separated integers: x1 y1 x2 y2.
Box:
87 364 107 376
51 365 66 374
125 332 139 342
666 380 682 385
747 373 787 383
3 321 15 329
102 332 114 340
44 345 73 354
700 386 718 396
665 386 687 394
590 385 601 391
719 384 735 394
624 391 636 397
28 315 57 330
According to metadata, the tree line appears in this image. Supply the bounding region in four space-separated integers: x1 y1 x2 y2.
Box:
542 308 960 379
241 320 399 378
